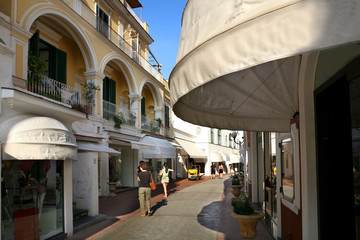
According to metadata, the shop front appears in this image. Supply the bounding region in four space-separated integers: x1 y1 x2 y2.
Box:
0 115 77 239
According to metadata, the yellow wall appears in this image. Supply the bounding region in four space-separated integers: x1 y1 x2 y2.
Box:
15 44 24 78
0 0 12 17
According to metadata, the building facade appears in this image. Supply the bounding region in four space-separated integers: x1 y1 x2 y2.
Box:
0 0 175 238
173 115 243 179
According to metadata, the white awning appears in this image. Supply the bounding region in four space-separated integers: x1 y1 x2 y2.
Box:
210 152 225 163
176 138 207 158
230 154 241 164
0 115 77 160
77 143 120 154
109 138 155 150
170 0 360 132
140 136 176 159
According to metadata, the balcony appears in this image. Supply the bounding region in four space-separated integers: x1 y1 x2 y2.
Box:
103 100 136 127
27 72 84 110
60 0 161 81
141 115 161 134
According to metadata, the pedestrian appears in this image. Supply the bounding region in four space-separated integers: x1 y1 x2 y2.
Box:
135 160 144 176
159 163 174 198
210 163 216 179
218 163 224 179
137 162 151 216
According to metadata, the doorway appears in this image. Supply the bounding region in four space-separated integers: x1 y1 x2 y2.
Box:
315 73 355 239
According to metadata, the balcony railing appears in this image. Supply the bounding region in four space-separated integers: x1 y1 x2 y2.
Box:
27 72 83 107
103 100 136 127
141 115 160 134
60 0 162 81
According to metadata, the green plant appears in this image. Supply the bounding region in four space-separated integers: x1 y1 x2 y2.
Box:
81 82 100 107
28 54 48 83
150 120 159 133
231 172 244 185
156 118 162 126
113 112 125 128
232 192 254 215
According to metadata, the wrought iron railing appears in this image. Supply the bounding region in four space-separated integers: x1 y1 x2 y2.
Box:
27 71 83 107
103 100 136 126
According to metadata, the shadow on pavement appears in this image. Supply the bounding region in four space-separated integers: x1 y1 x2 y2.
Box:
150 199 168 216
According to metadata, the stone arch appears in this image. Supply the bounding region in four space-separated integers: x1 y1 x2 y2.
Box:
100 53 138 95
139 79 162 108
23 6 97 72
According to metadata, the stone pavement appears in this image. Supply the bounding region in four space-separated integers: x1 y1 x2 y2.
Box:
68 175 274 240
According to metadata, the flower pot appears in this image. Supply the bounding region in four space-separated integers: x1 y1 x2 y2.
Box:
107 182 117 197
231 184 243 198
231 211 265 240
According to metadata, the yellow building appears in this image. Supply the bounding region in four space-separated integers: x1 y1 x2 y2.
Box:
0 0 175 238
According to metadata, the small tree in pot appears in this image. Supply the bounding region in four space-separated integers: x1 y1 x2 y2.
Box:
231 192 265 240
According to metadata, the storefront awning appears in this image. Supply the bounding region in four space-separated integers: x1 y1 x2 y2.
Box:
230 154 241 164
169 0 360 132
140 136 176 159
77 143 120 154
0 115 77 160
210 152 225 163
176 138 207 158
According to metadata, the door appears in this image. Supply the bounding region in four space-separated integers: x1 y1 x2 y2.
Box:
316 75 355 239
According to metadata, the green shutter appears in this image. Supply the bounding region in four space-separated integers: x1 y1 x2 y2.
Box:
29 30 40 57
55 48 66 84
109 79 116 104
103 77 109 101
141 97 145 115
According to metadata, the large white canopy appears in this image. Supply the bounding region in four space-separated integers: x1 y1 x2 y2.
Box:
170 0 360 132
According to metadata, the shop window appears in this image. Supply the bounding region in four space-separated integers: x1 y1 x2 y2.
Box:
279 124 300 213
2 160 64 239
280 137 294 202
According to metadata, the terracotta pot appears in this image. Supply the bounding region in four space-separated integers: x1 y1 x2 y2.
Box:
231 211 265 240
231 184 243 198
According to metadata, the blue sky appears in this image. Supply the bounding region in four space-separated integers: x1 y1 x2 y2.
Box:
134 0 188 80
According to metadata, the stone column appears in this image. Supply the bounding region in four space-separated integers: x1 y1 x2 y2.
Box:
129 93 141 128
84 71 104 117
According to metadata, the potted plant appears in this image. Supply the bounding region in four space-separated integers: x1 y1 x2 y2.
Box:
231 192 265 240
81 82 100 117
231 173 243 198
28 54 48 91
113 112 125 128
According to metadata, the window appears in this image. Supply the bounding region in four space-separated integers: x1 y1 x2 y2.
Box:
2 160 64 239
96 6 109 38
103 77 116 103
211 129 214 143
279 124 300 213
218 130 222 145
164 104 170 128
29 31 67 84
229 135 232 148
280 137 294 202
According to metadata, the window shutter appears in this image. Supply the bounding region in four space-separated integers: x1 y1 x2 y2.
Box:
55 48 67 84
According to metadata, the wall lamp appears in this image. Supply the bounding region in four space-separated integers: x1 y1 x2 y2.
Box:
231 131 244 146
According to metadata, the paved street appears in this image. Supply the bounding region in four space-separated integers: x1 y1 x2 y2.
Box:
89 175 273 240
